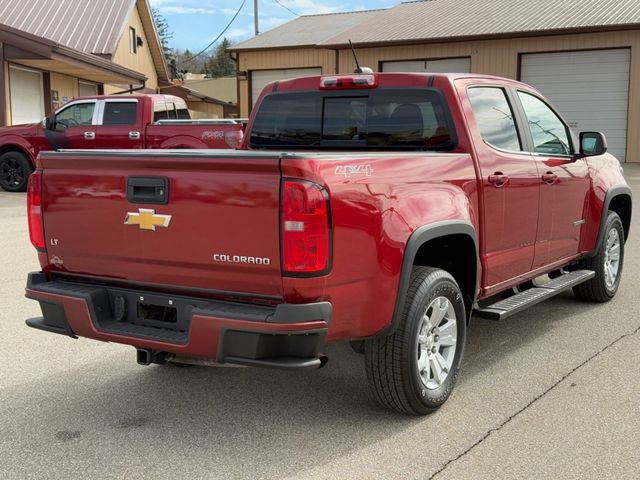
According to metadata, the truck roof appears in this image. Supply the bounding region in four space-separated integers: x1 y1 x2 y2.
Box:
61 93 185 103
270 72 535 94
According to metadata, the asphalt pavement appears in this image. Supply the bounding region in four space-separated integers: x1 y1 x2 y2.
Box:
0 167 639 480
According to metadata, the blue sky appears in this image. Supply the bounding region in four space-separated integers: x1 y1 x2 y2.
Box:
149 0 397 51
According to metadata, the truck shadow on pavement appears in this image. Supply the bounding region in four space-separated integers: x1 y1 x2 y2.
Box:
3 289 620 479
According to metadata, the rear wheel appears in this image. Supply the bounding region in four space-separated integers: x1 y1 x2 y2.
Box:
573 211 624 302
364 267 466 415
0 151 32 192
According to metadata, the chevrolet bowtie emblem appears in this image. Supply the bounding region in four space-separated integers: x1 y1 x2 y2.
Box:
124 208 172 231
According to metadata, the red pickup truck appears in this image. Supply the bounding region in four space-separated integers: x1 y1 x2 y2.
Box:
0 94 243 192
24 72 631 415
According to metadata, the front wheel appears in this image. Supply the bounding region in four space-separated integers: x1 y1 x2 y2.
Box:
364 267 467 415
573 211 625 302
0 151 33 192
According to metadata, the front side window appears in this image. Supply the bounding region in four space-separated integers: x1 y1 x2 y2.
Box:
249 89 455 149
517 91 571 156
54 102 95 130
467 87 521 152
103 102 137 125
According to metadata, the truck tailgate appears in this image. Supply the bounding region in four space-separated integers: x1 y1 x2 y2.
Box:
39 150 283 298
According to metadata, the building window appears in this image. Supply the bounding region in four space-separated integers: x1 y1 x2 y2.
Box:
129 27 137 54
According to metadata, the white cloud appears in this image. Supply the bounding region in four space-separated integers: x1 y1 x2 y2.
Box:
226 24 256 39
157 6 217 14
221 8 253 16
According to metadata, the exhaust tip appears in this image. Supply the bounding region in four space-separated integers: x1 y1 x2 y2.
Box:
318 354 329 368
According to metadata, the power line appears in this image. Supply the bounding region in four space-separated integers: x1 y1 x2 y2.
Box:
179 0 247 65
273 0 299 16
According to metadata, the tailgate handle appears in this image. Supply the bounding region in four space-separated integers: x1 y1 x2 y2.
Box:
127 177 169 205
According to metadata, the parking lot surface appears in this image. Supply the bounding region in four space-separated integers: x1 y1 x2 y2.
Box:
1 168 639 480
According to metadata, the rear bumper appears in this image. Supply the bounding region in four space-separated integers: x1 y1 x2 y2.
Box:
25 272 331 369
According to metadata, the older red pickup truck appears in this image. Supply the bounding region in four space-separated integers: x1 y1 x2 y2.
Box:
0 94 243 191
24 73 631 415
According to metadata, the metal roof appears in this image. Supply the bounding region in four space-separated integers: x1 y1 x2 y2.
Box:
230 0 640 51
229 9 387 51
0 0 135 55
324 0 640 47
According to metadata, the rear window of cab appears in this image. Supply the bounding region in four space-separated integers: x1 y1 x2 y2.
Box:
249 89 457 150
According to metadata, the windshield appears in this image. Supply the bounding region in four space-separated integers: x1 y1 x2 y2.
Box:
249 88 456 150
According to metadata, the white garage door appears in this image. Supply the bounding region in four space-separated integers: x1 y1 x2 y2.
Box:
381 57 471 73
251 68 321 107
9 65 44 125
521 49 630 161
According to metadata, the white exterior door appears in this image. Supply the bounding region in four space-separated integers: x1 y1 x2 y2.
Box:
9 65 44 125
381 57 471 73
520 49 630 161
251 68 321 107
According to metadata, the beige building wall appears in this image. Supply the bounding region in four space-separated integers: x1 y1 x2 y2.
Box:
105 4 159 94
50 73 80 106
3 61 9 123
184 77 237 104
186 101 224 119
237 30 640 161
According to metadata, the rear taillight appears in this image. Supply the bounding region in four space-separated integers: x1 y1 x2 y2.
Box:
281 180 331 275
224 129 244 149
27 170 45 250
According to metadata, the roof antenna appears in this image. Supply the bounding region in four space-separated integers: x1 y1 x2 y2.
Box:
349 40 373 74
349 40 363 74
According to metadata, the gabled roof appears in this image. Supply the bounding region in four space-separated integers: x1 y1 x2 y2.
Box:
0 0 169 82
229 0 640 52
0 0 133 54
323 0 640 47
229 9 386 51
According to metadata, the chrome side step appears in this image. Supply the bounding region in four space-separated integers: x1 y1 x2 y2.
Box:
475 270 595 321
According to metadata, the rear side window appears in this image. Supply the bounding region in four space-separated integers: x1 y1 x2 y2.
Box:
249 89 456 149
153 101 168 121
468 87 521 152
103 102 137 125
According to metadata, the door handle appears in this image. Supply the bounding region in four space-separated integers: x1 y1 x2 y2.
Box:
488 172 508 187
542 172 558 184
84 131 95 140
129 131 141 140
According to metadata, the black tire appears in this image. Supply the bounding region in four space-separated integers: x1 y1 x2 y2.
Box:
364 267 467 415
0 151 33 192
573 211 625 302
349 340 365 354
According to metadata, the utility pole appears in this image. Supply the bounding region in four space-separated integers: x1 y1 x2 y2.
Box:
254 0 259 36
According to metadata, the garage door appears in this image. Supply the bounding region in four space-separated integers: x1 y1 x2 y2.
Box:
9 65 44 125
521 49 630 161
251 68 321 107
381 57 471 73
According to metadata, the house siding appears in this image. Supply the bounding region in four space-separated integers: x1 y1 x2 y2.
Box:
105 4 158 93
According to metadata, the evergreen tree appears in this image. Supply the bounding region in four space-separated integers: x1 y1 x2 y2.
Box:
206 39 235 78
152 8 176 74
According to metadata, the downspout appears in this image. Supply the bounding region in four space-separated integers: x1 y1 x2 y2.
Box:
111 80 147 95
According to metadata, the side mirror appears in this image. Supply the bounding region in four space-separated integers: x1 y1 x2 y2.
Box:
44 115 54 130
580 131 607 157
